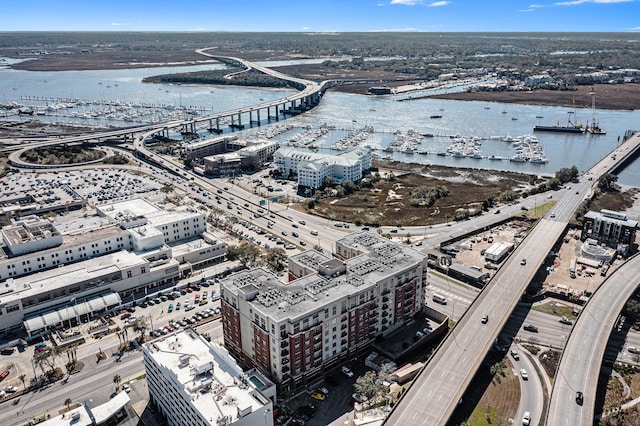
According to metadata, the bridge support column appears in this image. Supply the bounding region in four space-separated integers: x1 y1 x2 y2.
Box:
237 113 242 127
257 109 261 126
216 117 220 131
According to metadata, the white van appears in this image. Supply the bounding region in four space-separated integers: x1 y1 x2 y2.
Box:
432 293 447 304
310 230 318 236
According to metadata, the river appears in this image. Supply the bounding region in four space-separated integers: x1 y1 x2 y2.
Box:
1 57 639 186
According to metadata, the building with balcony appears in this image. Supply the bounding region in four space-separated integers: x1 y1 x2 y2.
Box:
581 209 637 255
143 328 275 426
219 232 427 391
273 147 372 189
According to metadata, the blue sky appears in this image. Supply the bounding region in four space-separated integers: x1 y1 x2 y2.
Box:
2 0 638 32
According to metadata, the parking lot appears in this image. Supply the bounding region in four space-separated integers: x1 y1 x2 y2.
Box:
111 279 223 339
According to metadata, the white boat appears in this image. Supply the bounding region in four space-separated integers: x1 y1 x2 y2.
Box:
510 155 527 162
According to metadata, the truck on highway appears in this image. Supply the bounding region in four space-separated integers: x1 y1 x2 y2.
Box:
193 166 205 176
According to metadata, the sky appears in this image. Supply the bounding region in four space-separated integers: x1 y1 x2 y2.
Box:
1 0 639 32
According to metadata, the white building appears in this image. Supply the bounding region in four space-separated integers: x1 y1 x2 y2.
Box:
273 147 372 189
143 328 275 426
0 199 227 337
220 232 427 391
523 74 552 86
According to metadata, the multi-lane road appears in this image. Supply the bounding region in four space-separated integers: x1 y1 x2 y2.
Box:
547 254 640 425
386 133 640 425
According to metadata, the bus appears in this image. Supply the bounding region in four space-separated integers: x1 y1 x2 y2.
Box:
432 293 448 304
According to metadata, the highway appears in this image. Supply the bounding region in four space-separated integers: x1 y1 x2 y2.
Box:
546 254 640 425
512 348 545 426
385 132 640 425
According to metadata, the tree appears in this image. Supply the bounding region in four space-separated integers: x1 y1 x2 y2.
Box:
64 397 73 411
19 374 26 390
228 243 262 268
113 374 121 391
598 173 618 192
353 370 390 401
265 247 287 271
160 183 174 200
132 316 149 342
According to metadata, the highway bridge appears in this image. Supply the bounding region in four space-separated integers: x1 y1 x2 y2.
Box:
385 131 640 425
546 253 640 425
5 52 330 169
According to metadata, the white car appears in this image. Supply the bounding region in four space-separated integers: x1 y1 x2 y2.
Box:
522 411 531 425
122 383 131 393
629 346 640 354
341 366 354 377
520 369 529 380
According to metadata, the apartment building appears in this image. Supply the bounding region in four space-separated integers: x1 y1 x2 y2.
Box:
143 328 275 426
220 232 427 391
273 147 372 189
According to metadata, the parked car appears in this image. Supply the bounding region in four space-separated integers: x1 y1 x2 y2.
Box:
0 369 10 381
511 350 520 360
122 383 131 393
559 316 573 325
310 392 325 401
341 366 354 377
352 393 368 403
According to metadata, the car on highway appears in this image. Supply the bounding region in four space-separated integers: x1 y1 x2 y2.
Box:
576 391 584 405
341 366 354 377
523 324 538 333
520 369 529 380
481 314 489 324
292 232 299 237
520 258 527 265
299 220 306 225
559 316 573 325
522 411 531 425
281 231 288 236
511 349 520 360
292 223 298 228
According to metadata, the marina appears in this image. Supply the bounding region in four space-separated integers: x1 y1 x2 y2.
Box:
1 56 639 185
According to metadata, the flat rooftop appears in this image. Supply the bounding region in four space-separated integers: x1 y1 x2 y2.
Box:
2 250 146 304
223 233 426 322
145 329 270 423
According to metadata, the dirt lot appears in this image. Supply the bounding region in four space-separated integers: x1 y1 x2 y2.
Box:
449 220 530 278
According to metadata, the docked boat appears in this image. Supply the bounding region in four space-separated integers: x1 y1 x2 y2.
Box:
530 156 549 164
510 155 527 162
586 121 606 135
488 155 503 161
533 124 584 134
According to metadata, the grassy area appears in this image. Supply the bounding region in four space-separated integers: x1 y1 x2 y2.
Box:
306 162 535 227
532 301 577 318
523 200 556 219
466 365 521 426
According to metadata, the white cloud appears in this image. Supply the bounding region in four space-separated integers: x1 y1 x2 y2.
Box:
556 0 633 5
390 0 423 5
428 1 451 6
110 22 130 26
519 3 544 11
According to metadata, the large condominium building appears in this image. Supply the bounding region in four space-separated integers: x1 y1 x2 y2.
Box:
273 147 372 189
0 198 227 337
220 232 427 391
143 328 275 426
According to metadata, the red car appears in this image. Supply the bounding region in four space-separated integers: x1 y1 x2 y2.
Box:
0 369 10 382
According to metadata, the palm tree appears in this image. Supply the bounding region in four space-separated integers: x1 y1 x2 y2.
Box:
132 317 149 342
19 374 26 390
160 183 174 201
64 397 72 411
113 374 121 392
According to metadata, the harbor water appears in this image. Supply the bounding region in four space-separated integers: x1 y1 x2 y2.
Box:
1 58 639 187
